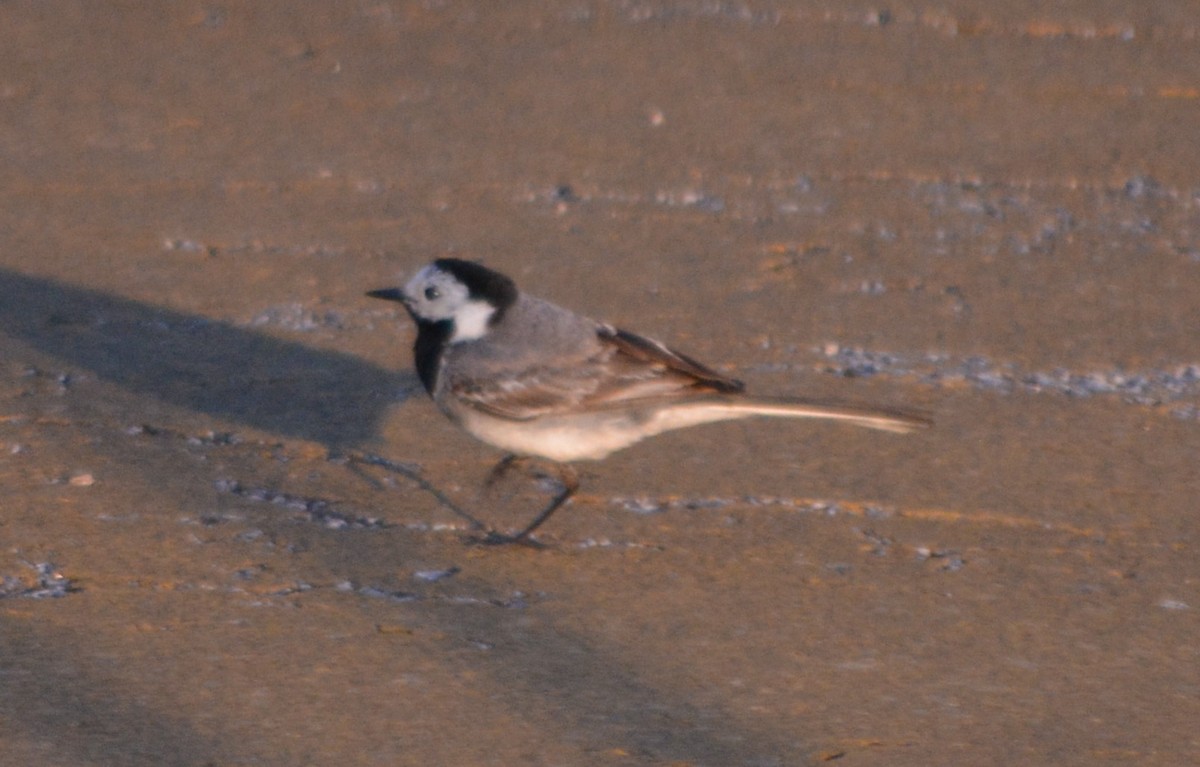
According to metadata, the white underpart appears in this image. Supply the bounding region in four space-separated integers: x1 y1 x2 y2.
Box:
450 401 748 462
448 398 923 463
449 299 496 342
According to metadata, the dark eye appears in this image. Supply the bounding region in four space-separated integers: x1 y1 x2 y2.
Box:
424 286 440 301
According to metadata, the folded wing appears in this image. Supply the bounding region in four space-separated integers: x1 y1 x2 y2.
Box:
447 324 743 420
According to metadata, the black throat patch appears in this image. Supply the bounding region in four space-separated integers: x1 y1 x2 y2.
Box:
410 315 453 394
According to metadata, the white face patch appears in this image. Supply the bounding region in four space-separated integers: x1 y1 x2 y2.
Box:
402 264 496 342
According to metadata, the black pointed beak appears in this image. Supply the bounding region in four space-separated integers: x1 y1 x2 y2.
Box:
366 287 406 303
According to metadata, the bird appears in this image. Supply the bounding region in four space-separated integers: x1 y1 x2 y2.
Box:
367 258 929 543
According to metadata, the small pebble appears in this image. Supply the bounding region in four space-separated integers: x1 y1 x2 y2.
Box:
413 566 460 583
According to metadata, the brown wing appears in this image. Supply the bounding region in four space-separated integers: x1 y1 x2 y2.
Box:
599 326 744 394
448 324 743 421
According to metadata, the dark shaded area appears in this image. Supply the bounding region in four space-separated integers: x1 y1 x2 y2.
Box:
426 583 810 765
0 267 415 447
0 620 239 767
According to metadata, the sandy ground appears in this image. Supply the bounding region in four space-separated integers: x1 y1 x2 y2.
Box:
2 2 1199 765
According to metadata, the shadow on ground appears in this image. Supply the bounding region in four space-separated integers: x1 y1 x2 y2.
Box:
0 266 412 448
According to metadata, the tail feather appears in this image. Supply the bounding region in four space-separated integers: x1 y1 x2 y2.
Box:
698 396 931 434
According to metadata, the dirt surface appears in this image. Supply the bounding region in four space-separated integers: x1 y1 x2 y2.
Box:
2 2 1198 765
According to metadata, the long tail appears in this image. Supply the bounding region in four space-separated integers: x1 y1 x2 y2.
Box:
652 398 931 434
687 395 932 434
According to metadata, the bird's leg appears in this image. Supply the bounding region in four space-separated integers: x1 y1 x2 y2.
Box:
483 453 522 490
481 459 579 544
510 461 579 541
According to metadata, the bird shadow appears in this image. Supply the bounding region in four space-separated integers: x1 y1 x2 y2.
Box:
0 266 415 448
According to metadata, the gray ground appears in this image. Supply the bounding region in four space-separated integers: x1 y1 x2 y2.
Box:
2 2 1198 765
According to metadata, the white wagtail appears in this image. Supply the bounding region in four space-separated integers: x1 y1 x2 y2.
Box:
368 258 929 542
